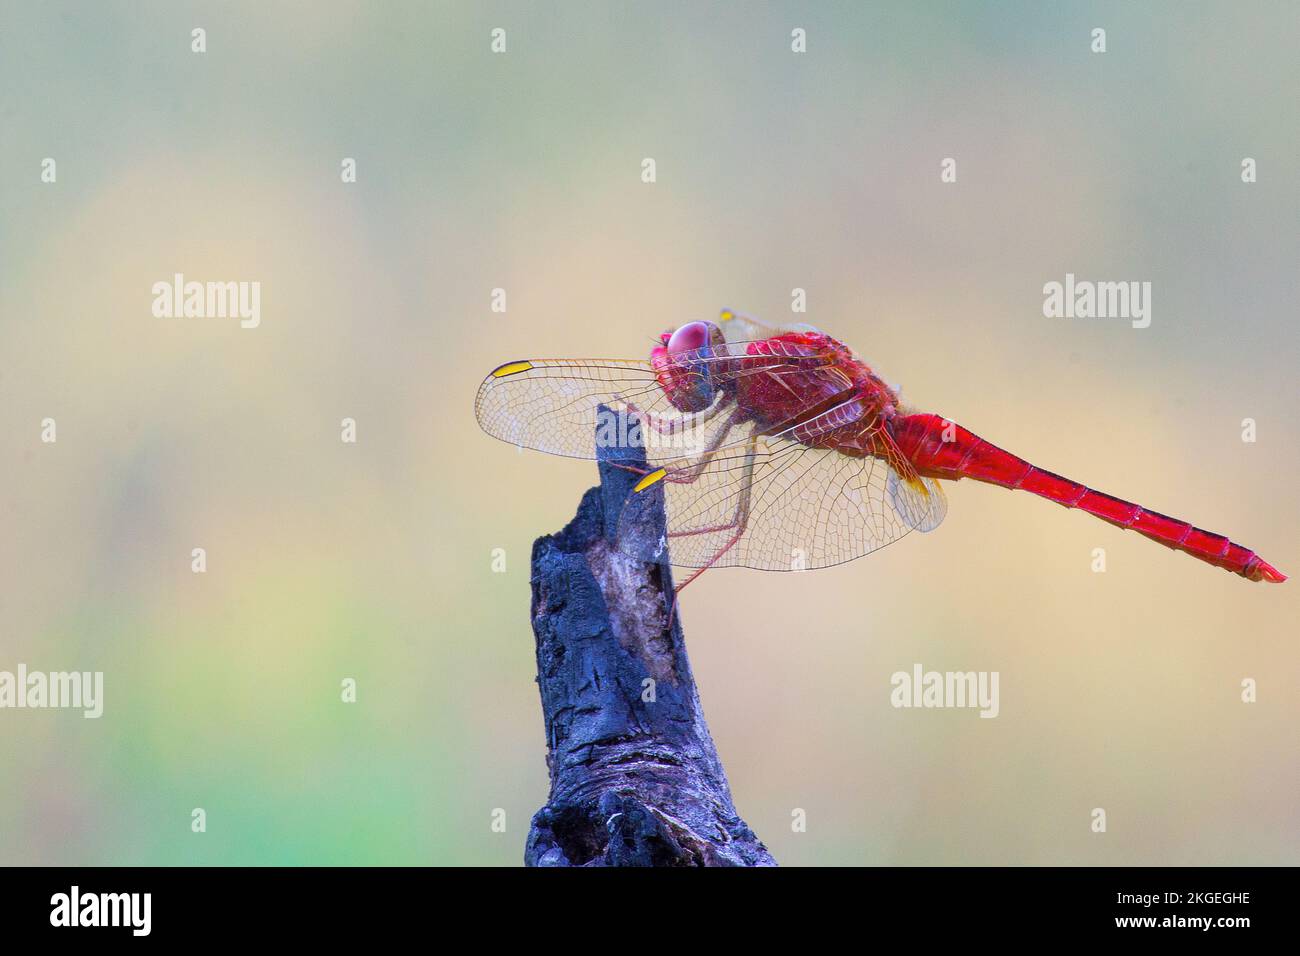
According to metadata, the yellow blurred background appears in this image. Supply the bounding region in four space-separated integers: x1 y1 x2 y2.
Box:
0 1 1295 864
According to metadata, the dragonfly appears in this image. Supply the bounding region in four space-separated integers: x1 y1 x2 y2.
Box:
475 309 1286 594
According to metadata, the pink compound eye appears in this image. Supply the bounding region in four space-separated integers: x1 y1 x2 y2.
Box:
667 321 711 358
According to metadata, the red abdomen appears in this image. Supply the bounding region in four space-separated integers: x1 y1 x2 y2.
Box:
891 413 1285 583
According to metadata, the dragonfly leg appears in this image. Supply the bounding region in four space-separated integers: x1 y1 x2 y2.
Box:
604 409 738 484
666 437 758 625
624 392 727 437
676 439 755 579
658 408 747 486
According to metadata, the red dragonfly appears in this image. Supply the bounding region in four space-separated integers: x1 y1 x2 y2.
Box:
476 310 1286 591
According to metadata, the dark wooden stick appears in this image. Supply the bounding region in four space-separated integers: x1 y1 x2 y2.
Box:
524 412 775 866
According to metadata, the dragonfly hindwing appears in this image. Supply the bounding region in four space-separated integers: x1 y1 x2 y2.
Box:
888 471 947 533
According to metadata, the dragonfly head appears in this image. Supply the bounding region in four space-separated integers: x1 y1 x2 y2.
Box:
651 320 725 412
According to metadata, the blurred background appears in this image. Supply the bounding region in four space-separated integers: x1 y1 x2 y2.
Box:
0 1 1295 865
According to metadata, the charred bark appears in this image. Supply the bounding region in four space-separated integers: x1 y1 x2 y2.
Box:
524 411 774 867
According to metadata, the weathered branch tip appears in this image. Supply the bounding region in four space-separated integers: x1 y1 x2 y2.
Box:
524 409 774 866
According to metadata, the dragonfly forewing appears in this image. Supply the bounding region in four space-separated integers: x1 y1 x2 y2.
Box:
474 345 837 463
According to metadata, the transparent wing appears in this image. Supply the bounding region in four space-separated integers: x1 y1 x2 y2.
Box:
474 343 836 462
619 427 948 571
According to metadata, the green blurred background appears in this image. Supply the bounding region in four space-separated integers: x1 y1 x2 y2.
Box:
1 1 1295 865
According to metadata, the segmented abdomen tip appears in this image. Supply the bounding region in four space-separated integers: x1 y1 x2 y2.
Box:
1249 559 1287 583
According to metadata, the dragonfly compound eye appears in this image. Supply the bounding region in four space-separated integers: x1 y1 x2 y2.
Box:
666 320 713 359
